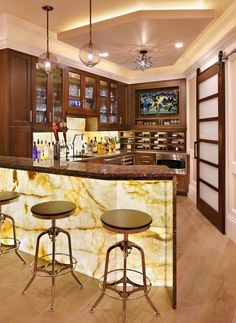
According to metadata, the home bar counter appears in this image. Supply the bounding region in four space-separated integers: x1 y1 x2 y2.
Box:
0 156 176 306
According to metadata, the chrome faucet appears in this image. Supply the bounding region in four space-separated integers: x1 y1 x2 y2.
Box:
72 133 84 157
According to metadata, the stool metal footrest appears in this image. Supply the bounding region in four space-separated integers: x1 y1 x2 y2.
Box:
98 268 152 301
0 237 20 255
29 252 77 277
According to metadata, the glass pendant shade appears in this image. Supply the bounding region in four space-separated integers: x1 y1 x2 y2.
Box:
38 52 57 74
79 42 101 67
79 0 101 67
38 5 57 74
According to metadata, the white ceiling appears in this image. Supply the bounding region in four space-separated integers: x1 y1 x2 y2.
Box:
0 0 234 70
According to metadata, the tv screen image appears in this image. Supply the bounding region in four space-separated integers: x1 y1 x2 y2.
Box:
139 88 178 116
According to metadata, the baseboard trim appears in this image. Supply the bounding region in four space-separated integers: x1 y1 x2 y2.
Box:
188 181 196 204
226 212 236 243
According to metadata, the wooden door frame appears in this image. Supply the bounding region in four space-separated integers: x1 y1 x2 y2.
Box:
196 51 225 233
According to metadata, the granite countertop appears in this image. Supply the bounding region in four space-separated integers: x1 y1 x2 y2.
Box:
0 156 174 180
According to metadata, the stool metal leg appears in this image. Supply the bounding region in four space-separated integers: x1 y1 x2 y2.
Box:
89 241 120 313
8 214 26 264
122 235 128 323
67 229 83 288
0 209 26 263
21 230 49 295
135 243 160 316
50 220 56 311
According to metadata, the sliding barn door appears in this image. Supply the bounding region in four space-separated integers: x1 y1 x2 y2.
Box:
196 53 225 233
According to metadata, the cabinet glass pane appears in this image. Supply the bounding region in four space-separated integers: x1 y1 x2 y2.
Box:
52 68 63 122
35 65 47 123
100 80 108 124
85 76 96 109
68 71 81 108
110 83 118 124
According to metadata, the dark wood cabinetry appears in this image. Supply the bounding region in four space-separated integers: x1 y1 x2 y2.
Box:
34 62 65 129
135 153 156 165
0 49 33 157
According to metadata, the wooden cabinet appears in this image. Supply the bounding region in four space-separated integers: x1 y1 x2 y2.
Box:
65 68 97 117
118 83 129 129
135 153 156 165
98 79 119 129
0 49 33 157
120 129 186 152
34 63 64 128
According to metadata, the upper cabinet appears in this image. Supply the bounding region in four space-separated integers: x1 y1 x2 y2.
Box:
67 69 82 113
65 68 97 117
34 63 64 128
98 79 120 129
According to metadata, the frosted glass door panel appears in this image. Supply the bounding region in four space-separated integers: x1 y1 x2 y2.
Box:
199 162 218 188
200 182 218 211
199 97 218 119
199 142 218 164
199 75 218 99
199 121 218 140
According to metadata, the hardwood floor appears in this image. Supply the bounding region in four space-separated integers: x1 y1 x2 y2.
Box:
1 196 236 323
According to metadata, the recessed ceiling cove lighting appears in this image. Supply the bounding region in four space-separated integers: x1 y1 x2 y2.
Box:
175 42 183 48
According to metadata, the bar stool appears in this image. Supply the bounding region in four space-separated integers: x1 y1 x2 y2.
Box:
89 209 160 322
0 191 25 263
21 200 83 311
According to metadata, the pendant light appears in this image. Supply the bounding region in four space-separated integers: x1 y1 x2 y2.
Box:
79 0 101 67
38 5 57 74
135 50 152 71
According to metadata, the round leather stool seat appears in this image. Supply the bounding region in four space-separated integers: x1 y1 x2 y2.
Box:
0 191 20 204
31 201 76 220
101 209 152 232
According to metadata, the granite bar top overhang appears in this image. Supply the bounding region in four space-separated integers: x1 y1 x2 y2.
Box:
0 156 174 180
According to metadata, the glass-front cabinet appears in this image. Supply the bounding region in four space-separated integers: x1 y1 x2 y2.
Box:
99 80 108 124
68 71 81 110
84 76 96 111
35 66 47 123
52 67 63 123
99 80 119 128
110 83 118 125
35 64 64 126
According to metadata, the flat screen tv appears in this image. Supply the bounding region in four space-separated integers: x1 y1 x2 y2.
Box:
138 87 179 116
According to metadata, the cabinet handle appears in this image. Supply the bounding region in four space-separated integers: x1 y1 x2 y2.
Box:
49 112 52 123
120 117 122 124
30 110 32 123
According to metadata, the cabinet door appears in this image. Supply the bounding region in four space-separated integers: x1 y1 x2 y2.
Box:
9 50 32 125
135 153 156 165
110 82 118 125
52 67 63 122
67 69 82 114
35 64 48 124
9 126 32 157
99 79 109 125
119 83 128 128
84 75 97 114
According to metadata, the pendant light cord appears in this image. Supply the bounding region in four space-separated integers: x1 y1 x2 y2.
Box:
89 0 92 46
47 8 49 59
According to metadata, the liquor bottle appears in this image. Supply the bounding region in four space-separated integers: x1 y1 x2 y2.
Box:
48 142 53 160
93 137 98 153
36 139 41 160
43 140 49 160
32 142 38 159
40 140 44 159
